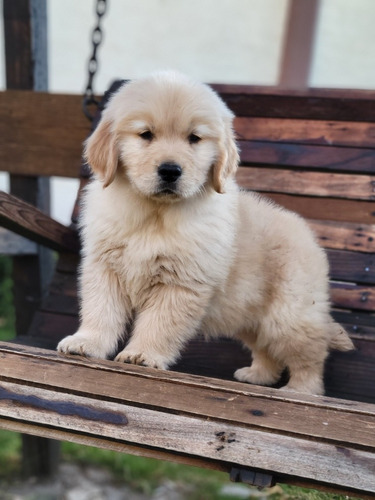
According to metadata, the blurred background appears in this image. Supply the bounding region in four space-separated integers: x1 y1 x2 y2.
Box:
1 0 375 225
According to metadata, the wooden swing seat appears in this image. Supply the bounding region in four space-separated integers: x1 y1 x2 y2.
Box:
0 84 374 498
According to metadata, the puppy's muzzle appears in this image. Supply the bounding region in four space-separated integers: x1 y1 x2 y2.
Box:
158 163 182 185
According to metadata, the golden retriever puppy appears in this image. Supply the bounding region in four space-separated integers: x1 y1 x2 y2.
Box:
57 71 353 395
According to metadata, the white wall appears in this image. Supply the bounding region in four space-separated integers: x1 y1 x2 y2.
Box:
48 0 288 94
311 0 375 89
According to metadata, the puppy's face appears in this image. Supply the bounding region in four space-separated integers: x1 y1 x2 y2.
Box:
85 72 239 199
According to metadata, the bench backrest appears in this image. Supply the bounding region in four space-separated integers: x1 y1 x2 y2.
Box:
1 85 375 402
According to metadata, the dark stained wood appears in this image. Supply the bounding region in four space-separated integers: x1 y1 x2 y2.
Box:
3 0 33 90
262 193 375 225
27 310 79 347
308 220 375 253
234 117 375 148
238 141 375 172
327 249 375 284
212 84 375 122
0 191 80 253
237 167 375 200
0 91 88 178
331 282 375 311
3 0 61 479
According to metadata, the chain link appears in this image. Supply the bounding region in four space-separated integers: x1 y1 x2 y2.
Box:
83 0 108 121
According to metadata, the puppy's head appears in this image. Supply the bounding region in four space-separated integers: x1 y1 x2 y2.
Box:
85 71 239 199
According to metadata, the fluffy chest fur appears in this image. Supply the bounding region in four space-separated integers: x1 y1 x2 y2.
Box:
81 178 238 310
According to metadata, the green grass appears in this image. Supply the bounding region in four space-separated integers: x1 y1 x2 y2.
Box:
0 256 15 341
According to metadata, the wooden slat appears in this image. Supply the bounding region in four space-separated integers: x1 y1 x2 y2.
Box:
0 191 80 253
308 220 375 253
0 343 374 496
212 84 375 122
263 194 375 224
239 141 375 173
327 249 375 284
331 283 375 311
234 117 375 148
0 91 88 178
27 311 79 346
237 167 375 200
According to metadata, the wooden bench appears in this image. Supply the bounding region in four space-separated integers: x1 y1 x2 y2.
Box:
0 85 375 498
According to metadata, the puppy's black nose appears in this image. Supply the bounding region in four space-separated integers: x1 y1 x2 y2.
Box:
158 163 182 183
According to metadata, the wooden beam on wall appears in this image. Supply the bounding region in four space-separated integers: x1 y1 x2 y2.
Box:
278 0 320 89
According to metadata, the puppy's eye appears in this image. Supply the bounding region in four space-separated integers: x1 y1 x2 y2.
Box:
188 133 201 144
139 130 154 141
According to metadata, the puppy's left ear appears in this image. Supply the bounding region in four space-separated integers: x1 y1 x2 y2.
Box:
84 118 119 188
212 119 239 194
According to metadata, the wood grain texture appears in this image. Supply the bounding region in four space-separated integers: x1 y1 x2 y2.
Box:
309 220 375 253
238 141 375 173
237 167 375 200
211 84 375 122
0 91 88 178
331 283 375 311
0 343 374 496
261 193 375 224
234 117 375 148
0 191 79 253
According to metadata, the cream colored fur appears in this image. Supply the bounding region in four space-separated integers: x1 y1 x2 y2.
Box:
57 71 354 395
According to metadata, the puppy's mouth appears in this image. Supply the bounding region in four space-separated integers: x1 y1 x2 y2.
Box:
153 185 181 200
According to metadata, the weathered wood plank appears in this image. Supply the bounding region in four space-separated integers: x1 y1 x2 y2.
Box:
27 311 79 346
212 84 375 122
331 283 375 311
0 344 374 494
308 220 375 253
0 345 373 447
234 117 375 148
237 167 375 200
238 141 375 173
0 91 87 178
327 249 375 284
1 380 374 494
0 191 80 253
263 194 375 224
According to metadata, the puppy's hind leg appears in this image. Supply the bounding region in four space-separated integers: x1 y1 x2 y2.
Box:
281 326 329 395
234 348 284 387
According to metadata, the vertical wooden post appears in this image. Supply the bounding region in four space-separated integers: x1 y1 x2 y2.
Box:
3 0 60 478
279 0 320 89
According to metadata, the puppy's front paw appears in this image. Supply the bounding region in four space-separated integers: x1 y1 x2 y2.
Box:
57 332 109 359
115 349 168 370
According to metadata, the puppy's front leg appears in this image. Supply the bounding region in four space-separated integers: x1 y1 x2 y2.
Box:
58 259 130 359
115 285 207 369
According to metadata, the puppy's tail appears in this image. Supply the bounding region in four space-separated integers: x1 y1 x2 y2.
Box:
328 322 355 351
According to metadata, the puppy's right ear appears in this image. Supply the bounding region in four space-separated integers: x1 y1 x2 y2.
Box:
84 118 118 188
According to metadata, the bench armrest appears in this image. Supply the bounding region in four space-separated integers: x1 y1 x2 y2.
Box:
0 191 79 254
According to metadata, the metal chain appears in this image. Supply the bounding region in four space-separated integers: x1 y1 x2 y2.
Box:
83 0 108 121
